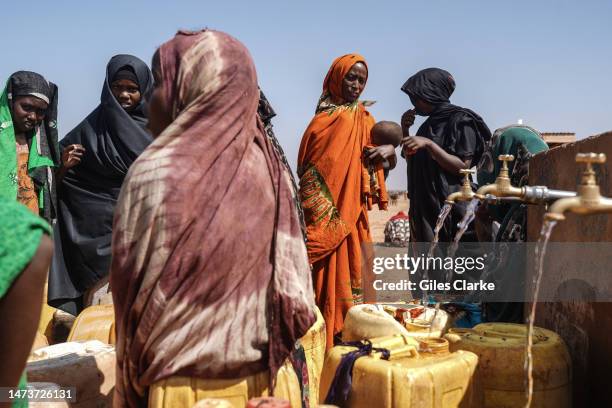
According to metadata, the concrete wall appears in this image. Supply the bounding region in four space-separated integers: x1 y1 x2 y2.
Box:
527 131 612 406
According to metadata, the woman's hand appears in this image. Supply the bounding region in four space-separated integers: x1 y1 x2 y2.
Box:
401 109 416 136
61 144 85 169
365 144 397 168
401 135 430 156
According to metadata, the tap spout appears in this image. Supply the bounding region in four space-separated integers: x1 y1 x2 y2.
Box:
545 196 612 221
445 169 476 204
474 183 500 200
445 191 465 204
474 154 523 200
544 153 612 220
545 196 582 221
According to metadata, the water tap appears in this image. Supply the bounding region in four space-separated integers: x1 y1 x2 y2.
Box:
545 153 612 221
475 154 523 199
475 154 576 204
445 169 476 204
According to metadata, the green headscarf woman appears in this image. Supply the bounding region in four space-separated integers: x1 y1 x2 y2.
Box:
0 71 82 223
477 125 549 187
475 125 548 323
476 124 549 233
0 197 53 407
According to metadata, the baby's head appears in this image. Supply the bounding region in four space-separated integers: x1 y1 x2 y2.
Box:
371 121 402 147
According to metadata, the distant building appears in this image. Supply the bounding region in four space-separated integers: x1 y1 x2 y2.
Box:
541 132 576 148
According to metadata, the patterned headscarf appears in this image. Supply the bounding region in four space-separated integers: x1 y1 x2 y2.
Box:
111 30 315 407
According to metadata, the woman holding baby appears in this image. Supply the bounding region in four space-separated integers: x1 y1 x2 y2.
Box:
297 54 400 347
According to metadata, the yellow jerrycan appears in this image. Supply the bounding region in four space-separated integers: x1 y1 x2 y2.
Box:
445 323 572 408
148 307 326 408
320 334 478 407
67 303 116 344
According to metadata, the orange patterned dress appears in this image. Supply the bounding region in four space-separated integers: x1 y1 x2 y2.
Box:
298 54 377 348
16 143 38 214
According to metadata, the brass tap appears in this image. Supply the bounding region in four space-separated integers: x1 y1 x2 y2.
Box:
545 153 612 221
474 154 577 204
474 154 523 200
445 169 476 204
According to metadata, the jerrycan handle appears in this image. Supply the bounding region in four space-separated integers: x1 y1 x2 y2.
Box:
370 334 419 360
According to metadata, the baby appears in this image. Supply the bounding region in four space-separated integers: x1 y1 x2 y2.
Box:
364 121 403 210
371 120 403 152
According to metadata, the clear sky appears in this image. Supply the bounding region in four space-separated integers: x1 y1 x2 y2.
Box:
2 0 611 189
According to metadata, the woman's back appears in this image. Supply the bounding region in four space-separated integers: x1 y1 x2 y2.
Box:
110 30 315 407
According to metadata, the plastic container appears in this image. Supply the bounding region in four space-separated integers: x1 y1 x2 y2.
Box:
67 303 115 344
38 283 57 340
149 307 324 408
320 334 478 407
445 323 572 408
342 304 449 342
27 341 115 408
148 362 300 408
298 306 326 402
399 305 450 335
191 398 233 407
246 397 291 407
32 330 49 352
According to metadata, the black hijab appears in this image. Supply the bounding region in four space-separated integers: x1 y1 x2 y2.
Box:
402 68 491 165
257 89 306 241
402 68 491 243
257 88 277 126
402 67 456 107
10 70 55 102
49 55 153 314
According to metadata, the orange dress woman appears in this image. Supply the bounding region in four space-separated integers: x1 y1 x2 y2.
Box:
298 54 396 347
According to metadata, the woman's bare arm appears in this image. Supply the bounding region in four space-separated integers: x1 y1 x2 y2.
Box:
402 135 471 175
0 234 53 403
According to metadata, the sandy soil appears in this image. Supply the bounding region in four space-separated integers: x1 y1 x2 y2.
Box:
367 197 409 242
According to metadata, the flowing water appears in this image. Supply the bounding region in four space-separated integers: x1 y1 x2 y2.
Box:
428 203 453 258
524 219 558 408
422 203 454 304
447 198 480 259
428 301 441 336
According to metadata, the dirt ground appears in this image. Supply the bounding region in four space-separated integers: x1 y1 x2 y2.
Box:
367 197 409 242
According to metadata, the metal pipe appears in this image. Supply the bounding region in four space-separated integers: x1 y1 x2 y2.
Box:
483 187 577 205
483 194 524 204
546 189 578 200
522 186 577 204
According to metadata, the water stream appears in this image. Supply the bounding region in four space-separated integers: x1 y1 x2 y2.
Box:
447 198 480 259
419 203 453 304
524 219 558 408
427 203 453 259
